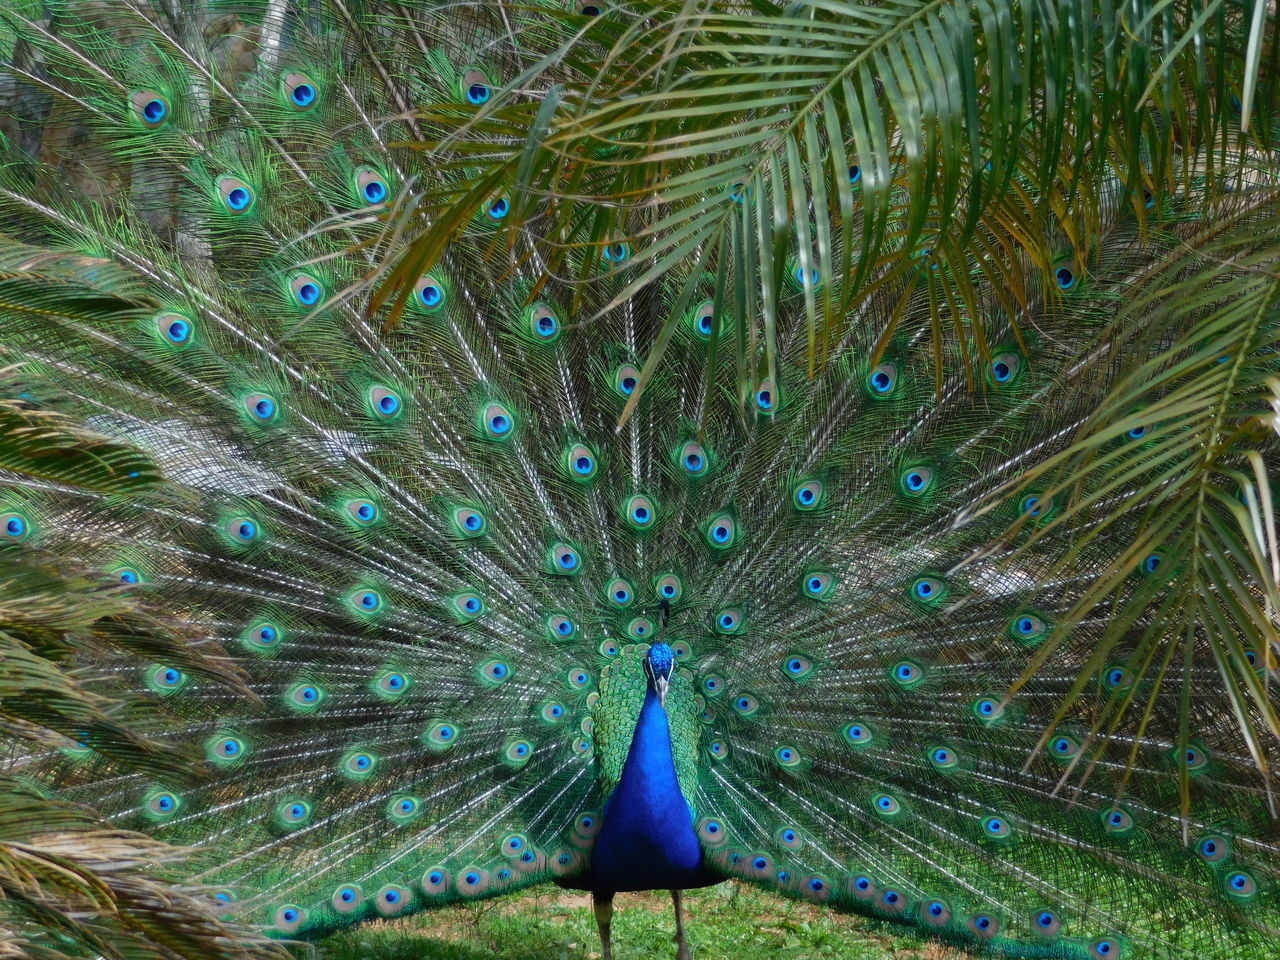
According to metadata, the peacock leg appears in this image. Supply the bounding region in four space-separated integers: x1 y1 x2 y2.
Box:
593 891 615 960
671 889 692 960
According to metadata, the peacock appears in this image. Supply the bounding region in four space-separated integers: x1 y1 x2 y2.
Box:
1 2 1279 959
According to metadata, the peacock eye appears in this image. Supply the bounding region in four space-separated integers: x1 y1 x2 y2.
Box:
990 353 1022 384
481 402 515 439
461 68 491 104
899 465 934 496
982 815 1012 839
283 73 318 110
867 361 898 396
755 378 777 412
802 571 834 599
289 273 324 307
844 722 872 745
1101 806 1133 833
678 440 709 475
601 241 630 264
910 575 946 603
714 608 743 633
691 299 715 337
131 90 170 128
605 578 633 608
528 302 560 341
614 364 641 398
550 543 581 573
705 513 737 549
892 661 924 686
155 312 193 345
564 444 597 481
793 479 823 510
355 167 390 206
1053 260 1079 291
244 392 279 422
217 176 254 213
414 274 446 310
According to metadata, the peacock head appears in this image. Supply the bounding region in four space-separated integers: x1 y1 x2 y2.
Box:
644 642 674 708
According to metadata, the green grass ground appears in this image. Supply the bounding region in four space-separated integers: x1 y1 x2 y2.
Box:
310 883 956 960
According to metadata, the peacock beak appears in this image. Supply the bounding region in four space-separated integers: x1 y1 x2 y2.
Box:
654 675 669 708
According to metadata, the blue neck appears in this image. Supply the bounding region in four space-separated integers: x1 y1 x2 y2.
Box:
589 687 712 893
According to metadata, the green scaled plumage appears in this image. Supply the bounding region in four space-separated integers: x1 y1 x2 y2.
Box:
0 3 1278 960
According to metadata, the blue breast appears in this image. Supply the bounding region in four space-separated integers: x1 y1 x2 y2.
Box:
588 688 719 893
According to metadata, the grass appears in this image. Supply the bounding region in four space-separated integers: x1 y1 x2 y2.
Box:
309 883 957 960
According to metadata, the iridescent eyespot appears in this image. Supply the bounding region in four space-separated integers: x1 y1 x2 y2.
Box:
345 499 378 526
1105 665 1132 688
350 588 382 613
539 700 566 723
879 888 907 914
1224 871 1257 898
848 163 861 184
1142 552 1164 575
502 738 533 767
702 674 724 696
774 745 801 768
793 479 823 510
461 68 491 104
678 440 709 475
1031 909 1061 936
1090 938 1122 958
274 905 304 932
605 578 633 608
368 386 402 419
1127 423 1147 440
892 661 923 686
289 273 324 307
278 799 312 826
1049 734 1081 760
599 639 620 657
564 443 597 481
1010 612 1046 642
217 176 253 213
690 299 716 338
479 659 511 685
911 575 946 603
755 378 777 413
990 353 1021 384
802 571 833 599
453 506 487 537
283 73 318 110
782 655 812 680
355 168 390 206
481 402 515 439
376 885 410 914
851 875 876 899
474 193 509 223
131 90 170 128
208 735 246 764
528 302 560 342
422 867 450 895
2 512 29 541
342 751 376 777
708 739 728 759
867 361 898 396
228 517 260 543
375 670 409 698
244 392 279 422
696 817 727 846
601 241 630 264
705 513 737 549
732 693 758 716
154 312 193 346
671 641 691 659
652 573 681 602
714 608 743 633
1020 493 1053 519
1101 806 1133 834
1196 834 1230 862
424 721 459 749
332 884 363 913
899 466 934 496
546 614 576 641
791 263 819 288
968 913 1000 938
920 899 951 928
144 790 180 819
550 542 582 573
930 745 958 769
627 618 654 639
567 667 591 689
414 275 446 310
1178 744 1209 771
1053 259 1079 291
982 815 1012 839
776 826 803 850
146 664 186 695
623 494 658 530
115 567 141 585
973 697 1003 720
244 621 281 652
286 681 324 711
844 722 872 745
872 793 900 815
613 364 641 398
